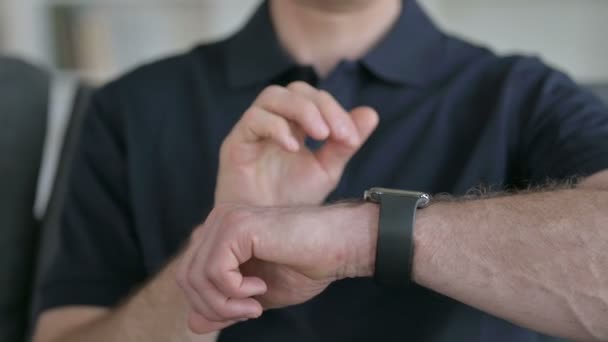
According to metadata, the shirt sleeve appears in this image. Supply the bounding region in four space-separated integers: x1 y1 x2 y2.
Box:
36 88 146 315
517 58 608 182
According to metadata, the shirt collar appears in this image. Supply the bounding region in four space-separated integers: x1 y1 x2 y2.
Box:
361 0 446 87
225 0 445 88
225 1 295 88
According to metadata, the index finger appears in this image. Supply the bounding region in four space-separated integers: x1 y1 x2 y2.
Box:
286 82 359 146
253 85 330 140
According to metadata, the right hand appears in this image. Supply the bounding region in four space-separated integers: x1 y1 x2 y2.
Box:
215 81 379 206
176 203 377 334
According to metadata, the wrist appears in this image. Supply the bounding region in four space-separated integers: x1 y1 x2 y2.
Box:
338 198 444 284
335 202 378 279
411 202 445 286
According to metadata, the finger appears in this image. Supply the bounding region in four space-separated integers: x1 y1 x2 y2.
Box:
180 275 208 317
254 85 329 140
287 82 359 146
177 232 211 316
185 241 224 318
315 90 360 146
182 225 237 317
191 210 262 321
209 269 267 299
239 108 301 151
350 106 379 144
187 311 237 335
315 106 379 180
205 236 266 300
199 278 263 322
188 239 260 320
236 276 267 298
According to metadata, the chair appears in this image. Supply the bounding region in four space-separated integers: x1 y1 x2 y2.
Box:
0 56 92 342
0 57 49 342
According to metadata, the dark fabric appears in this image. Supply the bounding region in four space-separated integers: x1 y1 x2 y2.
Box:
37 1 608 341
27 84 93 340
0 57 49 342
590 84 608 105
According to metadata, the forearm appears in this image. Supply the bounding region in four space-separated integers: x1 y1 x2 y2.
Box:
410 187 608 341
46 260 217 342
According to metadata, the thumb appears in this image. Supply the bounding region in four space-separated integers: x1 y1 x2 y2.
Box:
315 106 379 181
350 106 379 144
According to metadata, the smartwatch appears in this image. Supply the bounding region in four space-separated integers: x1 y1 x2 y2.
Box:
364 187 431 288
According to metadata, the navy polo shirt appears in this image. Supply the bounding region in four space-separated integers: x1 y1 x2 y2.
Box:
38 1 608 341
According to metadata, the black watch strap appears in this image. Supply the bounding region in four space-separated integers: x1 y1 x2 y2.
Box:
375 194 423 288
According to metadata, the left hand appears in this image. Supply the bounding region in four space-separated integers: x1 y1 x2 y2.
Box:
215 82 379 206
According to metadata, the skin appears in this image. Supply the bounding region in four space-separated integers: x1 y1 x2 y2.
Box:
33 0 390 334
33 81 376 342
32 0 608 342
177 171 608 341
215 81 378 206
271 0 401 76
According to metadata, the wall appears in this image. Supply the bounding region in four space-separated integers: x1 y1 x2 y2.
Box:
0 0 51 65
1 0 607 83
420 0 608 83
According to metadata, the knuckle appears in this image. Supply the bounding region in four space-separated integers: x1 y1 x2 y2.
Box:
212 300 232 318
208 260 231 285
265 84 284 94
327 169 342 184
214 308 231 320
207 262 223 282
257 85 285 104
187 272 203 290
317 90 340 109
296 101 320 121
240 106 259 122
271 117 290 134
219 273 239 295
286 80 312 92
322 165 343 185
204 292 225 313
317 89 332 100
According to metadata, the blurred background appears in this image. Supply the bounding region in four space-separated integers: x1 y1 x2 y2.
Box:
0 1 607 342
6 0 606 222
1 0 607 84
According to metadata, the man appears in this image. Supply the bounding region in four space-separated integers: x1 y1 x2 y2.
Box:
33 0 608 341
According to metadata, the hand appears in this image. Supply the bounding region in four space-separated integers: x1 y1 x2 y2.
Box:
176 203 378 334
215 81 379 206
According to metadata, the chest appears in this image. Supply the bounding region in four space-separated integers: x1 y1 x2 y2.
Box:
129 75 521 275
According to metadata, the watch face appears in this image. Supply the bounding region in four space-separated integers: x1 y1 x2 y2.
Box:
364 188 431 207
